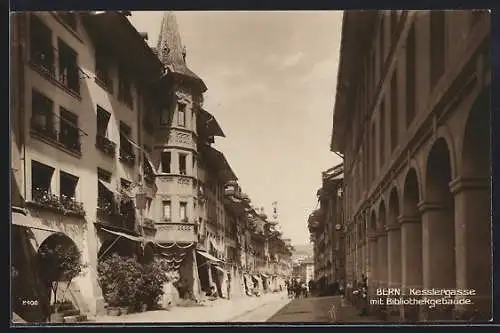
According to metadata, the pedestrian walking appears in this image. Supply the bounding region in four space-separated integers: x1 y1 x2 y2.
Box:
227 273 232 300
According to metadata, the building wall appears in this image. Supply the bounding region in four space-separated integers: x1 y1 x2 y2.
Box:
335 10 491 320
12 12 166 314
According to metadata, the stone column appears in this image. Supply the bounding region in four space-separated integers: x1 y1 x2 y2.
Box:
419 201 456 321
368 233 378 312
376 229 388 316
450 177 491 320
399 215 422 322
387 224 402 317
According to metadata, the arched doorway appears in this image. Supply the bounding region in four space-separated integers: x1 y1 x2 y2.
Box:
376 201 388 289
387 188 402 291
423 138 456 319
454 87 491 319
402 168 422 321
36 233 82 320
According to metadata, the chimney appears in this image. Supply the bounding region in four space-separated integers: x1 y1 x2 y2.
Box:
140 32 149 41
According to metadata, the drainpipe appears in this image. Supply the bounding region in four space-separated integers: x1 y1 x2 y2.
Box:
18 14 27 203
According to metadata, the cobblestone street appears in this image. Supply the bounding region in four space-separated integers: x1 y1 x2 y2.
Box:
93 292 290 323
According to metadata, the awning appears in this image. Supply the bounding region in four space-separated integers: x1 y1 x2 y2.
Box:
197 108 225 138
98 180 119 195
12 210 62 251
12 210 60 233
200 145 237 182
99 226 144 242
196 250 221 263
214 265 227 274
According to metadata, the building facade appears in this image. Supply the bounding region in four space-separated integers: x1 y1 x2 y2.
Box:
331 10 491 321
309 163 345 293
11 11 168 320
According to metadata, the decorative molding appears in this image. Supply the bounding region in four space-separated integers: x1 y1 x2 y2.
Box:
417 201 445 213
449 176 490 194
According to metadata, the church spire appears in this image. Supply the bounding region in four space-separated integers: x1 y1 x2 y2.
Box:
156 11 207 92
156 11 186 66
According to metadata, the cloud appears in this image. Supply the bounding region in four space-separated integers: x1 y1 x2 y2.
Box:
280 52 305 68
266 52 305 70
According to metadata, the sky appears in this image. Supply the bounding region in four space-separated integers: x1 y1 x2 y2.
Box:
128 11 343 245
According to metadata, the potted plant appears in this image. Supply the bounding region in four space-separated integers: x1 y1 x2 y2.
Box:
97 254 143 316
139 258 170 310
37 236 86 323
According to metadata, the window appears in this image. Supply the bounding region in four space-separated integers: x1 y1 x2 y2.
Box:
390 11 399 40
30 15 54 73
145 198 153 218
160 108 170 125
179 153 187 175
31 160 54 201
119 122 135 164
161 151 171 173
177 103 186 127
58 12 77 30
180 202 187 222
97 167 111 183
163 201 171 221
379 101 385 168
430 11 446 88
118 66 133 108
60 171 78 200
96 106 111 137
59 107 80 152
95 47 113 92
58 39 80 94
390 72 398 151
31 90 56 139
96 106 116 157
406 24 416 127
379 18 385 72
97 168 115 214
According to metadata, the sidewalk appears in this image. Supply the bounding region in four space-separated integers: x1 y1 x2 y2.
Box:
94 292 288 323
267 296 383 323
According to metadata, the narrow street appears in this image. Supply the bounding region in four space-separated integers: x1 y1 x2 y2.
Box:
268 296 381 323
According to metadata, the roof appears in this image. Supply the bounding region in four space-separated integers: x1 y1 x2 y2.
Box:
81 12 165 83
156 12 207 92
197 107 225 138
200 145 237 183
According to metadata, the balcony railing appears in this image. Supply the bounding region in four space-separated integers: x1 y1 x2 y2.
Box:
96 201 136 231
59 131 81 153
30 187 85 217
31 121 58 141
96 134 116 158
155 222 196 243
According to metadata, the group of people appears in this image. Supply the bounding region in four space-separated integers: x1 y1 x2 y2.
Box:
285 278 309 299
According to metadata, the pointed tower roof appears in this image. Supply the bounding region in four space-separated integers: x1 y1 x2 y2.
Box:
157 11 207 92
